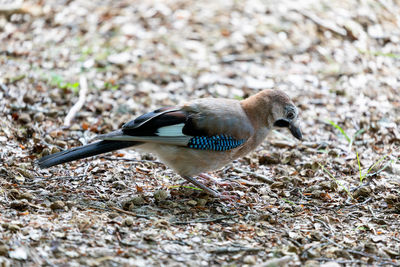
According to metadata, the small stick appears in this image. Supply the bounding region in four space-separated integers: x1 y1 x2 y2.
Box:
295 9 347 36
64 75 89 127
173 215 238 225
209 246 263 254
232 166 274 184
108 205 151 219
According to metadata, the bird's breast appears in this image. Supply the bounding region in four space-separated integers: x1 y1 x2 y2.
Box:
136 127 270 177
136 143 239 177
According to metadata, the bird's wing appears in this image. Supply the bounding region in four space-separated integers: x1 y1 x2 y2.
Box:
98 100 254 151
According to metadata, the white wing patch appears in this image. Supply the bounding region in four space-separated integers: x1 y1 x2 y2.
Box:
156 123 186 137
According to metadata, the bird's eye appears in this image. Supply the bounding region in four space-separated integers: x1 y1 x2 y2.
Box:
287 112 295 120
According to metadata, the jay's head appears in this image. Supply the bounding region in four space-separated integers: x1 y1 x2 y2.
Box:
272 102 302 140
243 89 302 140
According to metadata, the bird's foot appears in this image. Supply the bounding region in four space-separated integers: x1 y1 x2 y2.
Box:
198 173 241 189
182 175 238 201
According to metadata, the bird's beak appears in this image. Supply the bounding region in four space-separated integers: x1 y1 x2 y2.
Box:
289 121 302 140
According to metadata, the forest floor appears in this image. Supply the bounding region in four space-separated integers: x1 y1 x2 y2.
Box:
1 0 400 266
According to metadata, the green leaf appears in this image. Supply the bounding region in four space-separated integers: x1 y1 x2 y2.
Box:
363 154 389 178
357 152 363 184
318 163 353 199
327 120 351 143
282 198 296 205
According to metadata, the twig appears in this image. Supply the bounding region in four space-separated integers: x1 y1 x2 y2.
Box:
152 249 197 255
320 235 395 263
314 218 335 235
262 256 294 266
209 246 263 254
314 258 368 265
368 206 377 219
377 0 400 26
294 9 347 37
301 242 330 259
37 175 87 181
231 167 274 184
347 197 372 207
392 237 400 243
108 205 151 219
64 75 88 127
27 202 42 210
365 159 393 178
173 215 238 225
115 227 142 248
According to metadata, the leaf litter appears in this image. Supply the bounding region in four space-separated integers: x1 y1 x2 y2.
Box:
0 0 399 266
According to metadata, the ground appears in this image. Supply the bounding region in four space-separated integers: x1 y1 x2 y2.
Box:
0 0 400 266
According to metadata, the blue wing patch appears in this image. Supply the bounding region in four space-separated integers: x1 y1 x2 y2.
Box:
188 135 245 151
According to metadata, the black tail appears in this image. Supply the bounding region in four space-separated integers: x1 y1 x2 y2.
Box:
37 140 140 168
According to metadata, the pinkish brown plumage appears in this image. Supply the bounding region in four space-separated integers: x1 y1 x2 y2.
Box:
38 89 302 199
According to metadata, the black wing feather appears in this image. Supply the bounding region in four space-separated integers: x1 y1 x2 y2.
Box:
122 108 188 136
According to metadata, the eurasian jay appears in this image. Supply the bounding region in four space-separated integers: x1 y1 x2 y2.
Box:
37 89 302 198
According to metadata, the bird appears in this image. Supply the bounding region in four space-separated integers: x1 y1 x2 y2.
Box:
37 89 302 199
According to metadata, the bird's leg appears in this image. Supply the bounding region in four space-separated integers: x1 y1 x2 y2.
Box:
182 176 220 197
198 173 239 189
198 173 219 183
182 176 238 200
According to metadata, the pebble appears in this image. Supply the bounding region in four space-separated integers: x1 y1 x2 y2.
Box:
41 148 50 157
270 140 295 148
319 181 333 190
44 135 53 143
270 182 284 189
154 219 169 228
320 262 341 267
328 149 340 157
65 201 74 209
108 52 131 65
8 189 20 199
10 200 29 211
123 217 134 227
18 113 31 124
9 247 28 260
50 200 65 210
0 245 8 256
108 212 119 219
153 189 168 202
304 260 320 267
70 124 81 131
131 196 145 205
197 198 207 207
258 152 280 165
353 186 372 198
19 192 33 201
111 181 127 190
385 194 399 204
8 224 21 232
187 200 197 206
49 91 61 101
23 94 35 104
54 140 67 148
51 147 60 154
121 196 145 210
242 255 257 265
0 255 10 267
312 190 325 199
33 112 44 122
